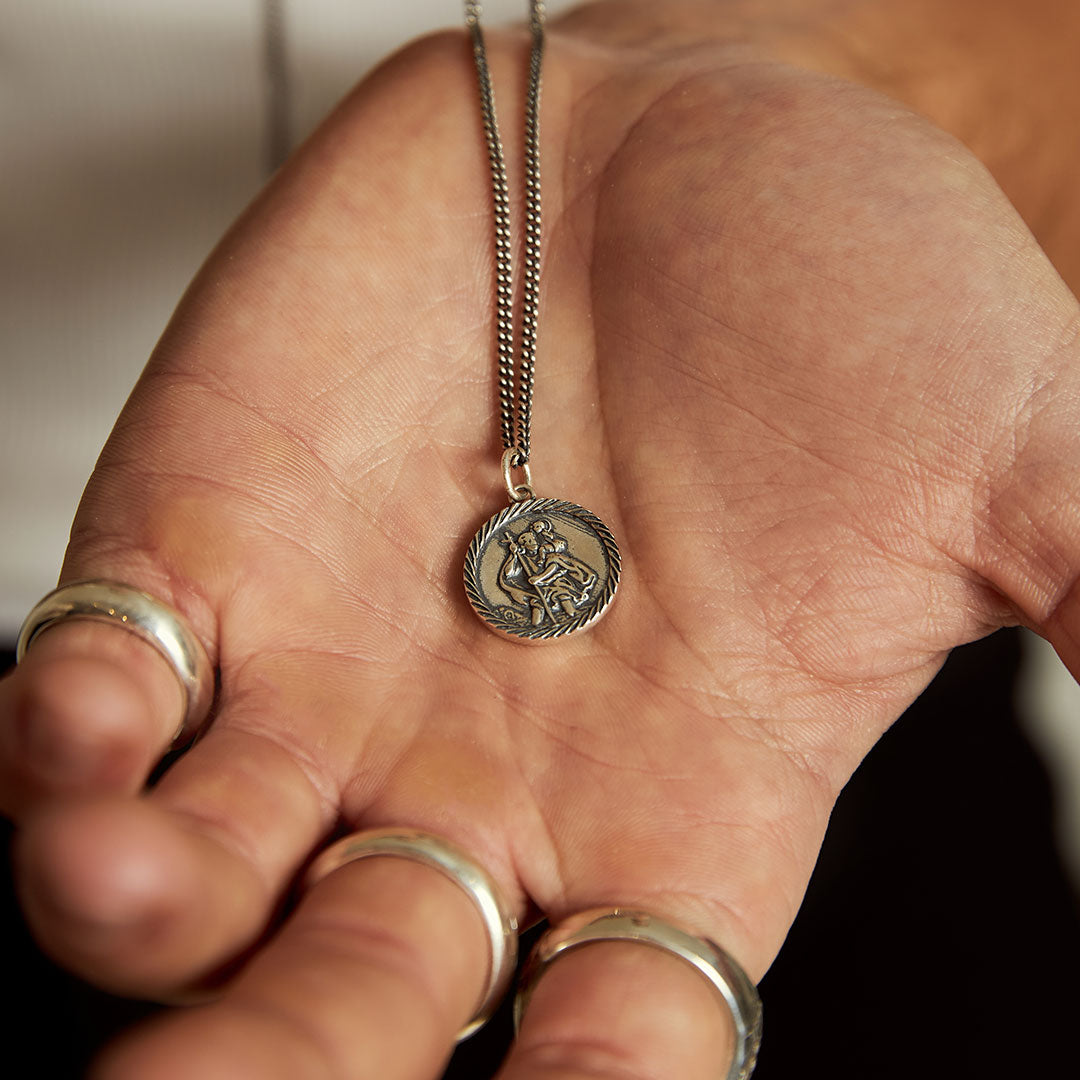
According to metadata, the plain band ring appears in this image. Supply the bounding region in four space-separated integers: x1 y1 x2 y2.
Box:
304 827 519 1041
515 908 762 1080
15 579 215 746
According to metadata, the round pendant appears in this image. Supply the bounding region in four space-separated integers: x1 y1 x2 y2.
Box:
464 497 621 643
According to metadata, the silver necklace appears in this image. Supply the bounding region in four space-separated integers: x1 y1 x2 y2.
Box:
463 1 621 643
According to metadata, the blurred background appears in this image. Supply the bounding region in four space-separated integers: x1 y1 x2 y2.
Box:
2 1 1078 1075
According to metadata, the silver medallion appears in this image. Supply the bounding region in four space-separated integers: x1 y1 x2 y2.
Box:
463 9 621 644
464 498 620 642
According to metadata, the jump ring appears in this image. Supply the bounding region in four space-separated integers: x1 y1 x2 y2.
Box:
502 446 534 502
304 827 519 1041
15 579 215 747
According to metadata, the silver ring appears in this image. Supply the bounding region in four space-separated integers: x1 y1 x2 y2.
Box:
15 579 215 746
304 827 519 1041
515 908 762 1080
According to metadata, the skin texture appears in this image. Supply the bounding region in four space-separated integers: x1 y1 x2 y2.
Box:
3 2 1080 1077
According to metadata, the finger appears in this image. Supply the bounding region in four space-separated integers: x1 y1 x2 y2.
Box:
0 620 186 814
92 852 494 1080
501 940 739 1080
15 722 331 996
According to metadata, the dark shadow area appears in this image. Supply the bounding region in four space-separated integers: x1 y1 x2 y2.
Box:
749 627 1080 1077
3 629 1078 1076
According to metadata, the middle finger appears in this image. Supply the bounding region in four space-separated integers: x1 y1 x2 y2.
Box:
92 850 500 1080
16 721 332 995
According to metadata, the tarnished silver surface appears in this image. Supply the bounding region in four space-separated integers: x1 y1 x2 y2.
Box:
515 909 762 1080
466 1 545 466
465 498 620 642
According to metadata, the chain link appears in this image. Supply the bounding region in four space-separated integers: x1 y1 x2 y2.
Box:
467 1 545 469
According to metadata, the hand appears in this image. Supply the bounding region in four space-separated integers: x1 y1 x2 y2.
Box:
3 5 1080 1078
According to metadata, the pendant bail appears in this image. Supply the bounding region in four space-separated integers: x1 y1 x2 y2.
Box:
502 447 535 502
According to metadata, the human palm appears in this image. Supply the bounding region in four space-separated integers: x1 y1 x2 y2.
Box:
5 13 1080 1079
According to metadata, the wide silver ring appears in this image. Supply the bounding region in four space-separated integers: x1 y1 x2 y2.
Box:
515 908 762 1080
15 579 215 746
304 827 519 1041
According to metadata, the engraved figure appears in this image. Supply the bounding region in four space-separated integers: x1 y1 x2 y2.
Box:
497 527 549 625
530 518 567 556
497 518 599 625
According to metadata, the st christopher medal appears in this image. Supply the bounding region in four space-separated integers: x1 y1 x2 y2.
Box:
463 2 620 643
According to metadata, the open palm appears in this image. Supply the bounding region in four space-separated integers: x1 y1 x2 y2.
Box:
5 10 1080 1079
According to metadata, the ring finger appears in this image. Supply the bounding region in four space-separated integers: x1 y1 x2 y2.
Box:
499 911 758 1080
